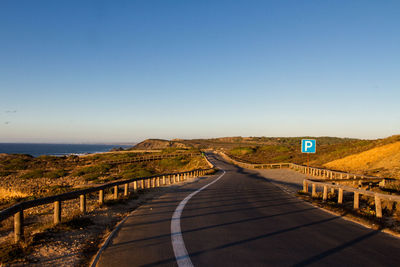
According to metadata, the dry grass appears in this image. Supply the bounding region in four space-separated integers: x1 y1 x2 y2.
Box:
324 141 400 178
0 187 29 200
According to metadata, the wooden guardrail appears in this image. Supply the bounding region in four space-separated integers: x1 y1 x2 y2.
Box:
302 179 400 218
217 151 384 181
0 168 212 243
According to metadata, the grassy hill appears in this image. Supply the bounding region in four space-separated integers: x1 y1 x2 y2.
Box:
324 141 400 178
131 139 191 150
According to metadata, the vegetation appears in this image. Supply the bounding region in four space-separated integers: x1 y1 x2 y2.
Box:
0 149 208 207
20 169 45 179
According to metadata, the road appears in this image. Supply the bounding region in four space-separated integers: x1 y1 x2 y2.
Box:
95 153 400 266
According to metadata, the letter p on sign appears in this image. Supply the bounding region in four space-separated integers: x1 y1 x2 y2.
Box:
301 139 316 153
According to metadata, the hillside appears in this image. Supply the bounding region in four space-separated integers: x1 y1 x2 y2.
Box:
131 139 191 150
324 141 400 178
130 135 400 169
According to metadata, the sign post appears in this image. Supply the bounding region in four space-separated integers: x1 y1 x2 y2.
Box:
301 139 316 175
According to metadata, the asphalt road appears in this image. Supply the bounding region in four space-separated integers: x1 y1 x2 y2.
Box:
96 153 400 266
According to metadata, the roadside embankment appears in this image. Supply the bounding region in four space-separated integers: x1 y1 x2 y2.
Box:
0 152 212 265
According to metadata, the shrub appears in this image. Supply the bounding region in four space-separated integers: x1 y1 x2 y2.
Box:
272 155 291 162
20 169 45 179
83 173 102 182
122 169 153 179
230 147 255 156
0 171 12 177
2 156 32 170
159 157 188 169
45 169 68 179
73 163 111 176
162 148 182 153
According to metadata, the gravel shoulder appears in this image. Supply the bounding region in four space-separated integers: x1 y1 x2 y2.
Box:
254 168 310 193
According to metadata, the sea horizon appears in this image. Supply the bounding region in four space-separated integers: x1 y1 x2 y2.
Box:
0 143 134 157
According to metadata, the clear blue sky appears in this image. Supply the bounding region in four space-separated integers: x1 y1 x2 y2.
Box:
1 0 399 143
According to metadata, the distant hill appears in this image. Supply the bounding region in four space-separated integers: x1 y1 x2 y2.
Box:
131 135 400 170
324 141 400 178
131 139 191 150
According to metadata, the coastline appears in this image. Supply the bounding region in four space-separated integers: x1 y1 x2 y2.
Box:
0 143 133 157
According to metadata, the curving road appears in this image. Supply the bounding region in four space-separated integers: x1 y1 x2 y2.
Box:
95 153 400 266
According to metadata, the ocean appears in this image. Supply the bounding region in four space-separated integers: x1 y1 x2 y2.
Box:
0 143 132 157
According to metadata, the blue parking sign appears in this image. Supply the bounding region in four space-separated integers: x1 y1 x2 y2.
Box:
301 139 316 153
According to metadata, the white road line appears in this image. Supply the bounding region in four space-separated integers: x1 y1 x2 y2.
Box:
171 170 226 267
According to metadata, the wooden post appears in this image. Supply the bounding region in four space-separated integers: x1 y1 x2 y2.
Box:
303 180 308 193
133 181 137 192
162 175 166 185
323 186 328 201
312 184 317 197
80 194 86 214
99 189 104 205
156 177 160 187
338 188 343 204
54 200 61 224
354 192 359 209
375 196 382 218
14 210 24 243
124 183 129 196
114 185 118 200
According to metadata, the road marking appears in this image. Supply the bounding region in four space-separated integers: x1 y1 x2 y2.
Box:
171 170 226 267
